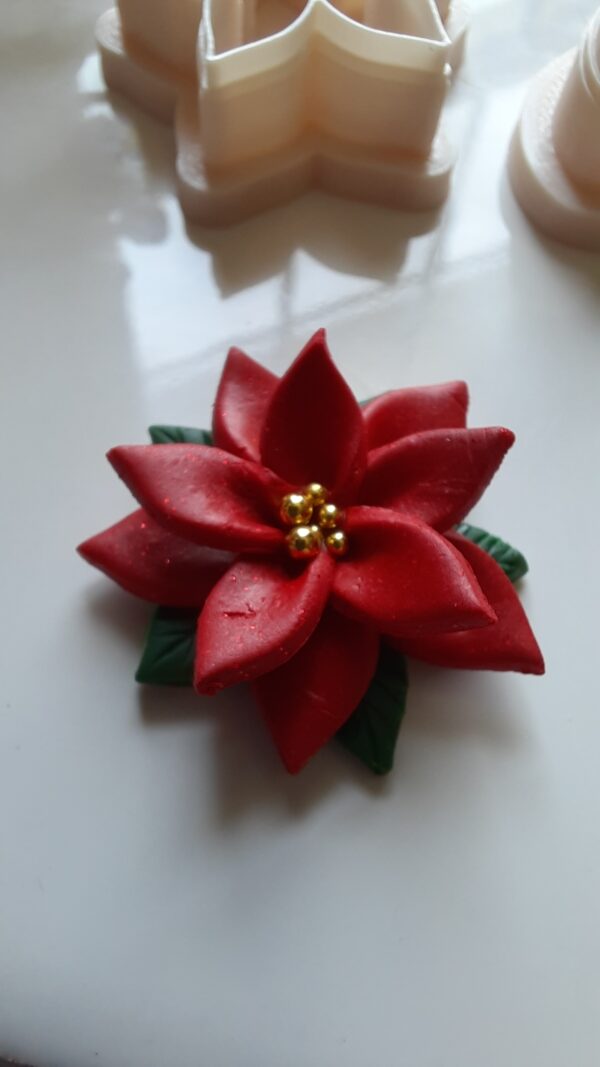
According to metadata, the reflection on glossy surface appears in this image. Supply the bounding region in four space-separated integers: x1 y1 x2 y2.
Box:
1 3 600 1067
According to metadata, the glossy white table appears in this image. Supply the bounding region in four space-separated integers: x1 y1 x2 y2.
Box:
2 2 600 1065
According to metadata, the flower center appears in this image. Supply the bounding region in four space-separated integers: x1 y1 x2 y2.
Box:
279 483 348 560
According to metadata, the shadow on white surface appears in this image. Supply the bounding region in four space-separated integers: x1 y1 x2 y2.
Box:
406 660 534 753
499 168 600 294
184 198 441 295
85 586 534 828
86 584 150 646
97 83 444 292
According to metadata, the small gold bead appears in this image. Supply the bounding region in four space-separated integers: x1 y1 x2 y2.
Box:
287 525 323 560
318 502 345 530
304 482 329 507
280 492 313 527
325 529 348 558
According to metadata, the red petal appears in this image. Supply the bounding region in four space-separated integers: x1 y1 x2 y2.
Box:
212 347 278 463
393 533 545 674
78 509 231 607
260 330 366 501
108 444 287 553
254 609 379 774
361 427 515 530
363 381 468 450
194 552 334 694
331 507 496 636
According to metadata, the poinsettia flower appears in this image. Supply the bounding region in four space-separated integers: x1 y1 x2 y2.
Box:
79 331 544 773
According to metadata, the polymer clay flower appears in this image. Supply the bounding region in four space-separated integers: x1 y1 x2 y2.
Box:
79 332 544 774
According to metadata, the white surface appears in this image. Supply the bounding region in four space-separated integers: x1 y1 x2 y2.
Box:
1 3 600 1066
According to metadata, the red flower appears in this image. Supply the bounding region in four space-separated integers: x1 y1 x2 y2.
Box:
79 332 544 773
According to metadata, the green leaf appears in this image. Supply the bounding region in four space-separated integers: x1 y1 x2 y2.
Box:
337 646 408 775
148 425 213 446
135 607 197 686
456 523 529 583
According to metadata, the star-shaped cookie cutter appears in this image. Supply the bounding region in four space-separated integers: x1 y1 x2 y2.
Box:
97 0 468 225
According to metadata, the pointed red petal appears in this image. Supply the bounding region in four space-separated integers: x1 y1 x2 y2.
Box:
212 347 278 463
363 381 469 450
331 507 496 636
361 427 515 530
78 509 232 607
194 552 334 694
260 330 366 501
393 533 545 674
108 444 287 553
254 609 379 774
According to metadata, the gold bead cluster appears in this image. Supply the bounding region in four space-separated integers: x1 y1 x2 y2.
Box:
280 483 348 560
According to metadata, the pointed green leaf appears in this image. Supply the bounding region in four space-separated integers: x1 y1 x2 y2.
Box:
337 645 408 775
148 425 213 446
456 523 529 583
135 607 198 686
